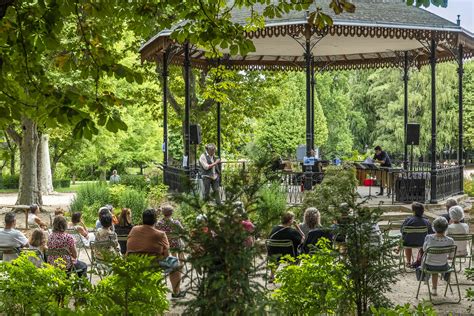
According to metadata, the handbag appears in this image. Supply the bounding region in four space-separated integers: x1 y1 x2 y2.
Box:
159 256 180 274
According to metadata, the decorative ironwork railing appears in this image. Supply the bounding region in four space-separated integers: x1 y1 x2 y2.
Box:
435 166 463 201
390 170 431 204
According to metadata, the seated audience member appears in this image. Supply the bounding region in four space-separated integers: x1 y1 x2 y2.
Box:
447 205 470 257
127 209 184 299
302 210 333 253
0 212 28 261
28 229 48 265
94 213 121 259
105 204 120 225
331 204 351 243
441 198 464 223
47 216 87 277
156 205 185 258
268 211 304 257
69 212 95 246
54 208 65 217
95 207 116 231
28 204 48 229
115 208 134 254
421 217 455 296
400 202 433 267
299 207 320 238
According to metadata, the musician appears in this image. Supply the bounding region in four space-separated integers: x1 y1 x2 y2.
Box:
199 143 221 204
373 146 391 196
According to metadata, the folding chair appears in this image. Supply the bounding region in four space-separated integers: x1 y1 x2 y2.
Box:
448 233 473 272
399 225 428 272
45 248 87 276
0 246 19 262
66 228 92 263
415 245 460 305
265 239 295 288
89 240 117 281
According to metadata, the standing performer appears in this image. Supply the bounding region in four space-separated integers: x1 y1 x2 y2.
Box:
199 144 221 204
373 145 392 196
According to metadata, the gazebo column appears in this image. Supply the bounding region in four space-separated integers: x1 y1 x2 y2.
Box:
430 39 438 203
217 98 222 158
458 44 464 193
183 41 191 170
403 51 409 170
310 57 315 151
304 26 313 190
162 50 169 166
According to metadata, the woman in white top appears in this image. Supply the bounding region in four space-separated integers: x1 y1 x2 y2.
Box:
28 204 48 230
447 206 469 257
422 217 454 296
298 207 320 240
68 212 95 247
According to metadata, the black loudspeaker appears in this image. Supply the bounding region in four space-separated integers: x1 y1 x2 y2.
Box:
406 123 420 145
190 124 201 145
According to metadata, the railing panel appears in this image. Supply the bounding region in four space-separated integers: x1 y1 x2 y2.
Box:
436 166 462 200
391 170 431 203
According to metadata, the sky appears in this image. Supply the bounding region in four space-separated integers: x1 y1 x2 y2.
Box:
424 0 474 32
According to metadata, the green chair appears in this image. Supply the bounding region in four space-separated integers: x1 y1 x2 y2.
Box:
90 240 117 281
66 228 92 263
399 225 429 272
415 245 460 305
448 233 473 272
265 239 295 288
0 246 19 262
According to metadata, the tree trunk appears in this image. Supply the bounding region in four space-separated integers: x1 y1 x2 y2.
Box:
16 118 42 205
38 134 54 195
9 152 15 175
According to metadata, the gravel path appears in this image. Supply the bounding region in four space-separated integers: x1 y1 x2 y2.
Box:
0 192 75 209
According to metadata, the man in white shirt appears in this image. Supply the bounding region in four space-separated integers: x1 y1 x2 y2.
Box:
109 169 121 184
0 212 28 261
199 143 221 204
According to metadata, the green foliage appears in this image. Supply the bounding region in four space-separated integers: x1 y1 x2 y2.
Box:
147 183 169 209
0 174 19 189
338 205 399 315
84 255 169 316
52 179 71 188
303 164 358 218
119 174 149 191
72 182 147 225
252 182 287 237
0 252 168 315
0 252 85 315
465 176 474 197
370 303 437 315
70 182 111 214
272 239 353 315
119 189 147 224
254 72 328 157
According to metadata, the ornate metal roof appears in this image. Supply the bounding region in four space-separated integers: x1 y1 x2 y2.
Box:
140 0 474 71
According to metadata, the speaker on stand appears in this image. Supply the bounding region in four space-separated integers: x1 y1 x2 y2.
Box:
406 123 420 171
190 124 202 175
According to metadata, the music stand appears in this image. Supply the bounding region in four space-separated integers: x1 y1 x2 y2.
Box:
358 162 379 200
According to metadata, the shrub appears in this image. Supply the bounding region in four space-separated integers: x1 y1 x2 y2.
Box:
119 189 147 224
303 164 358 223
0 174 19 189
370 303 437 315
70 182 110 213
147 183 169 209
108 184 128 207
52 179 71 188
252 182 287 237
465 175 474 197
84 255 169 315
0 252 86 314
272 239 352 315
119 174 149 191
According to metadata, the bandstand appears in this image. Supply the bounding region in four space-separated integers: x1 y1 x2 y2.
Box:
139 0 474 204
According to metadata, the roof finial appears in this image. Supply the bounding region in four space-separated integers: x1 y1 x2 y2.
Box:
456 15 461 26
